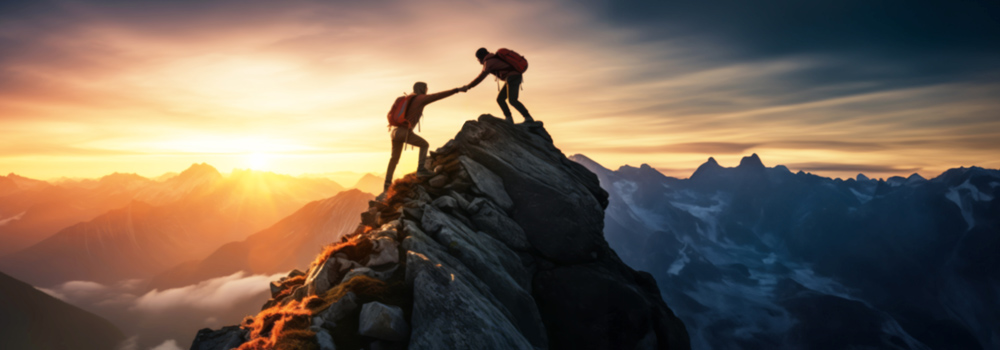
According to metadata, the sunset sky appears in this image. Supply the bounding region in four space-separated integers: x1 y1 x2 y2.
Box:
1 0 998 181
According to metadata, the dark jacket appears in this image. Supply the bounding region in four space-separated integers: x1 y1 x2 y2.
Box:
466 53 520 89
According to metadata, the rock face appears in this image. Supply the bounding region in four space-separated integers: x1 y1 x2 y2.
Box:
192 115 689 350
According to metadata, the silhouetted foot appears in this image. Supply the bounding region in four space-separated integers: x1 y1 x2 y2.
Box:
504 116 514 123
375 192 387 202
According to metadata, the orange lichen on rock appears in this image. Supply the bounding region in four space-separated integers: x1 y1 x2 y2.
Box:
238 299 318 350
385 173 421 204
270 275 306 302
312 235 375 269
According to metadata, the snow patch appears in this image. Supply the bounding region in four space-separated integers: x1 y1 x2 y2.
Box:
762 253 777 265
790 268 855 301
613 180 667 231
0 211 26 226
667 244 690 275
670 193 726 241
945 179 990 230
849 188 873 204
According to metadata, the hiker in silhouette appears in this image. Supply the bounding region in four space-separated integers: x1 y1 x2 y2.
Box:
383 82 466 193
463 47 534 123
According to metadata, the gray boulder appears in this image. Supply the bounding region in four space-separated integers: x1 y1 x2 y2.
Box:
468 197 531 251
367 237 399 267
358 302 409 341
317 291 359 324
459 156 514 212
190 325 246 350
305 257 360 295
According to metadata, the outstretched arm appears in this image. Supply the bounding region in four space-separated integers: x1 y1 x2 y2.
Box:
465 68 490 90
421 88 461 105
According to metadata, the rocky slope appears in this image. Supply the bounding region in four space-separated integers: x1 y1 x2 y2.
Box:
0 270 125 350
192 115 689 350
572 153 1000 350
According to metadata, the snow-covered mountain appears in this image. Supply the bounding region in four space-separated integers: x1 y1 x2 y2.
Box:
572 154 999 350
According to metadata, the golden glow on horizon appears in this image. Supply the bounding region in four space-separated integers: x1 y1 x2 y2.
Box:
0 1 998 182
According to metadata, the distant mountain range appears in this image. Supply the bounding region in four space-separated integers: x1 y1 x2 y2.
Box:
572 153 999 350
147 189 372 291
0 164 345 286
0 172 155 256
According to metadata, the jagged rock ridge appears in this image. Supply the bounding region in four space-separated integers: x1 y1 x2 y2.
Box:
193 115 689 350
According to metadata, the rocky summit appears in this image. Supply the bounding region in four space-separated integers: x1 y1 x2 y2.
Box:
191 115 689 350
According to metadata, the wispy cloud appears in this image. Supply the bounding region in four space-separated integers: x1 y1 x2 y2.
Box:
133 271 284 312
1 0 998 180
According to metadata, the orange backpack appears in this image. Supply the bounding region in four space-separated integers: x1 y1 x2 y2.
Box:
495 48 528 73
387 94 415 128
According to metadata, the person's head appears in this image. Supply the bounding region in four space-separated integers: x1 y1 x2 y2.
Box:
475 47 489 64
413 82 428 94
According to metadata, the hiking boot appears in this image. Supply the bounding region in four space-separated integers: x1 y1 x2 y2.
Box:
375 192 387 202
504 115 515 124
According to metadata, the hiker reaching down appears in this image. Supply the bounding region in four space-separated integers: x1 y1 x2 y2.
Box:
383 82 465 193
463 47 534 124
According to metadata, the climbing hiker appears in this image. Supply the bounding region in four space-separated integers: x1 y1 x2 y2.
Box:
383 81 465 194
462 47 534 124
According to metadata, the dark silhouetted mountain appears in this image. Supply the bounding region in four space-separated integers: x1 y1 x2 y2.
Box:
0 165 345 286
147 189 372 291
0 270 125 350
194 115 689 350
572 154 1000 350
352 173 384 195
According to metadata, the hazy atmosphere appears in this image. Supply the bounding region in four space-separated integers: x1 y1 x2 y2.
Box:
2 0 998 181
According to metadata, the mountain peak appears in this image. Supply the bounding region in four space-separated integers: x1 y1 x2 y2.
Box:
567 153 602 170
177 163 222 180
738 153 765 170
690 156 723 180
194 114 690 350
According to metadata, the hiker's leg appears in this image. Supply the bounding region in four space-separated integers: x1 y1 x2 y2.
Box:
385 136 404 192
506 75 533 122
406 132 430 172
496 83 513 123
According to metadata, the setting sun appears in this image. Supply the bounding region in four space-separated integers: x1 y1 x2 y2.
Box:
246 152 270 170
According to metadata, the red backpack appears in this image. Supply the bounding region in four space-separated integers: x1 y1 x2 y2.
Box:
495 48 528 73
387 94 415 127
